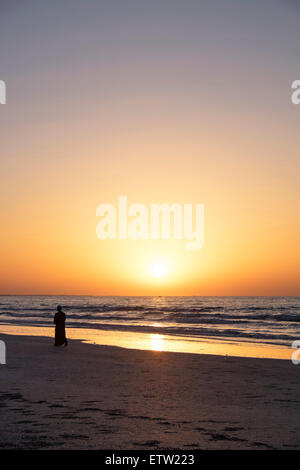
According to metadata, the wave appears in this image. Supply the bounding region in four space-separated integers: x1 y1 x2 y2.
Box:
1 296 299 347
1 309 300 324
0 316 296 345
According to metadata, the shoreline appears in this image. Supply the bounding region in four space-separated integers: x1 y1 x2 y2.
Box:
1 332 300 449
0 324 293 360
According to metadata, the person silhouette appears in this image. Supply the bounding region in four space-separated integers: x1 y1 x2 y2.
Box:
54 305 68 347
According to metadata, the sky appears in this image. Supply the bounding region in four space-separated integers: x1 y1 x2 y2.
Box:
0 0 299 295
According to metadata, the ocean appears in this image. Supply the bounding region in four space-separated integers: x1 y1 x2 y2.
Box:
0 296 299 347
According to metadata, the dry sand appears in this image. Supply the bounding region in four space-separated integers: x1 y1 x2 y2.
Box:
0 333 300 450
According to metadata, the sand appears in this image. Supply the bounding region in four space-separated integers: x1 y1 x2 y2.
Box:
0 333 300 450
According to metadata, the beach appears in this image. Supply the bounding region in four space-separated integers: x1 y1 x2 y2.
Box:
1 332 300 450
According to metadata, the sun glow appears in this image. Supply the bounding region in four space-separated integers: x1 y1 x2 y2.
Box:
148 259 171 278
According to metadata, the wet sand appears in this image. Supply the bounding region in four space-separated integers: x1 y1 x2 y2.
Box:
0 333 299 449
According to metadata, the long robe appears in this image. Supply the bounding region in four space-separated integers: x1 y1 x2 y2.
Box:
54 311 67 346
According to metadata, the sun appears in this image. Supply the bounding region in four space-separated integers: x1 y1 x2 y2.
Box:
148 258 171 278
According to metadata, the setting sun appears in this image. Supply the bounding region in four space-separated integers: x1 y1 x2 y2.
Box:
148 259 171 278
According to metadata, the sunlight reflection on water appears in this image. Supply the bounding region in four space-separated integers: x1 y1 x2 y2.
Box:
0 324 292 360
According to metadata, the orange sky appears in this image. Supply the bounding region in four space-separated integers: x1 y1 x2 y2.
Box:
0 1 299 295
